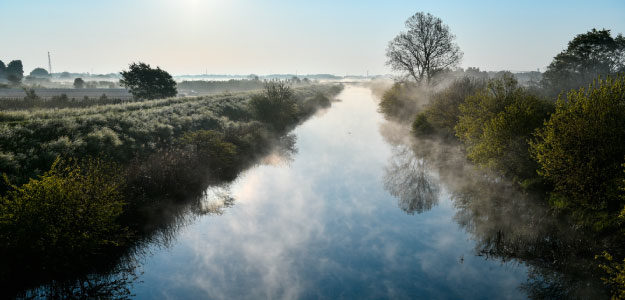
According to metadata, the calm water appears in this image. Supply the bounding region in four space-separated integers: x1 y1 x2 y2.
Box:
124 85 535 299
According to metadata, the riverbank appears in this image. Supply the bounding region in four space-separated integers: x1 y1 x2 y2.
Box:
0 83 342 298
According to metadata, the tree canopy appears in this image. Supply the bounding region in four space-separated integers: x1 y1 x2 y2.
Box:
386 12 462 84
120 62 177 100
0 60 6 80
73 77 85 89
455 74 553 180
29 68 49 77
5 60 23 84
541 29 625 96
530 75 625 230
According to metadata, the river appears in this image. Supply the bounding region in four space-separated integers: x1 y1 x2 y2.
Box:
106 85 549 299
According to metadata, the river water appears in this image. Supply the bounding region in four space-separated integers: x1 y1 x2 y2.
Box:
118 85 545 299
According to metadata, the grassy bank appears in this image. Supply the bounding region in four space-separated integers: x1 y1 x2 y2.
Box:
0 83 343 297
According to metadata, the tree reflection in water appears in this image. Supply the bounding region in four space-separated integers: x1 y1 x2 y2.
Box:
383 144 440 214
379 120 613 299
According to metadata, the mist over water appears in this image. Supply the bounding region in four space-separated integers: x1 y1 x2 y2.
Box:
118 85 533 299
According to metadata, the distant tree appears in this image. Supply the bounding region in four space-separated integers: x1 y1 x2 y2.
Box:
0 60 6 79
6 60 24 84
119 62 177 100
73 78 85 89
541 29 625 96
60 72 71 78
386 12 462 84
29 67 49 77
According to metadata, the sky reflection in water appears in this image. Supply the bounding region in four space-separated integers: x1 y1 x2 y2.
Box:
132 86 527 299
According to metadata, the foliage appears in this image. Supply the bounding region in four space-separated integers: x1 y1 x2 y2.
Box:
455 74 553 180
120 62 177 100
542 29 625 97
597 252 625 299
0 85 339 188
413 77 486 137
411 113 434 136
179 130 238 177
6 60 24 84
73 77 85 89
456 74 522 145
378 82 423 122
0 158 127 264
249 82 298 130
530 75 625 230
386 12 462 84
0 60 5 79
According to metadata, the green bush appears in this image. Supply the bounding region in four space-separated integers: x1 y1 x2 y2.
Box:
249 82 298 130
411 113 434 136
455 74 553 181
0 158 127 262
530 75 625 230
416 77 486 137
179 130 238 176
378 82 423 121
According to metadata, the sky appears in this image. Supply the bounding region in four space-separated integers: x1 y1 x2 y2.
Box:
1 0 624 76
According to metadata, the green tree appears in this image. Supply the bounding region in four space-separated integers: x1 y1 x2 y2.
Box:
455 74 520 146
29 67 49 77
73 77 85 89
542 29 625 97
120 62 177 100
386 12 462 84
6 60 24 84
530 75 625 230
456 74 553 180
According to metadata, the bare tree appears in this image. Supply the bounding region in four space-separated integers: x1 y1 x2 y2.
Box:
386 12 462 84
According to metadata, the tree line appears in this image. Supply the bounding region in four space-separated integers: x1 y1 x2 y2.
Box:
382 11 625 298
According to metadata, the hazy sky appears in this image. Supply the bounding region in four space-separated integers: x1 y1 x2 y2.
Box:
1 0 624 75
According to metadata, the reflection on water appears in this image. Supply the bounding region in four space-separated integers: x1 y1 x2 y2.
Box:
384 145 440 214
21 85 614 299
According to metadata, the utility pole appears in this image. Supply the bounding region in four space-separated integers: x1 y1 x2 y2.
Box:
48 51 52 75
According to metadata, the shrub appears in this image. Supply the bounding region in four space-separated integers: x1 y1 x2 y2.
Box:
411 113 434 136
530 75 625 230
455 74 553 181
249 82 298 130
0 158 127 264
378 82 422 121
416 77 486 137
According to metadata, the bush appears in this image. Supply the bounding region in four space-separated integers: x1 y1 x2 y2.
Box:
0 158 127 264
530 75 625 230
455 74 553 181
411 113 434 136
249 82 298 130
378 82 422 121
179 130 238 177
416 77 486 137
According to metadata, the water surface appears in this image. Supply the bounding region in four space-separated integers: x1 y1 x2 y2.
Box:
128 86 531 299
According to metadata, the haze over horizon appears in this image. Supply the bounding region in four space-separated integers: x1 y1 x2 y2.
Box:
2 0 624 76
